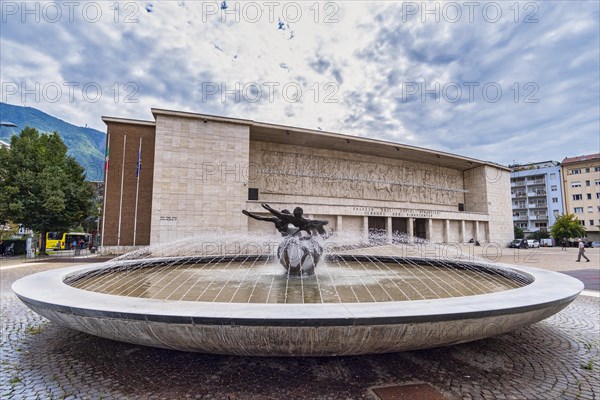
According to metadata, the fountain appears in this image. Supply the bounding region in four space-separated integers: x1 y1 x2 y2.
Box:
12 205 583 356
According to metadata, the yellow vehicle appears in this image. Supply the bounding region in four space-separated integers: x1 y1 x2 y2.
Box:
46 232 91 250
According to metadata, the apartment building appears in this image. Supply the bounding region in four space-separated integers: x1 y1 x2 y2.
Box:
561 153 600 241
510 161 564 236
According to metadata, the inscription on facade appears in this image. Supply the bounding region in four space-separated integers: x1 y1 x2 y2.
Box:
353 207 440 218
256 151 465 205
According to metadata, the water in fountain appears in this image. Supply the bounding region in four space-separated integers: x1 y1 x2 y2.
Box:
66 230 531 304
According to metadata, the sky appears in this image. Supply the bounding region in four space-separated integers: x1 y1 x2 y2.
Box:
1 1 599 166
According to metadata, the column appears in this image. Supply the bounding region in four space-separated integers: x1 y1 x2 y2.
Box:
386 217 393 244
460 220 466 243
363 216 369 240
336 215 343 232
444 219 450 243
475 221 480 242
407 218 414 243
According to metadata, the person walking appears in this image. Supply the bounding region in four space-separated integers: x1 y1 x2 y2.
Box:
576 239 590 262
561 238 568 251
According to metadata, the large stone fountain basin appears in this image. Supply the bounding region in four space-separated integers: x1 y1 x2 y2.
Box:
12 258 582 356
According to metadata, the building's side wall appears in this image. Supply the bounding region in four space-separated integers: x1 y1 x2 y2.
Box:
149 116 250 244
545 166 563 227
102 122 155 246
481 166 513 245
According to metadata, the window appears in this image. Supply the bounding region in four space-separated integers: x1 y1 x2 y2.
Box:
573 194 582 200
597 193 600 199
574 207 583 213
248 188 259 201
595 166 600 172
586 180 591 186
553 210 560 216
572 181 581 188
587 193 592 200
588 206 594 213
595 179 600 186
571 169 581 174
535 222 547 228
579 220 585 226
590 220 595 226
585 168 590 173
550 173 556 179
551 185 557 191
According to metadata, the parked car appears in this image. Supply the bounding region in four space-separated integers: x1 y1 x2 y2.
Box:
509 239 523 248
540 238 554 247
527 239 540 248
571 240 592 248
591 242 600 248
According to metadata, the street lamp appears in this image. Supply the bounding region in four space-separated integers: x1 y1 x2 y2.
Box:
0 121 18 148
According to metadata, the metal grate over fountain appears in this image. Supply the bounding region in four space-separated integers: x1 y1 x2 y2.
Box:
66 253 530 304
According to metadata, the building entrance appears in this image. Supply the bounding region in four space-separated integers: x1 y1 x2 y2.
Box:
414 218 427 239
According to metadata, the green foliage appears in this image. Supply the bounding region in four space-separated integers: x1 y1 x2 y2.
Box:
550 214 586 241
0 127 95 253
514 225 525 239
530 229 550 240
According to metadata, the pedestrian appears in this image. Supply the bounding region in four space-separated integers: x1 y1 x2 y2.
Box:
576 239 590 262
561 238 568 251
71 240 77 250
0 240 4 256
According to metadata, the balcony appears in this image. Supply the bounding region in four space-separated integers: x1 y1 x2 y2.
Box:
511 181 526 187
528 203 547 209
528 191 546 197
529 215 548 221
513 216 528 221
527 179 545 185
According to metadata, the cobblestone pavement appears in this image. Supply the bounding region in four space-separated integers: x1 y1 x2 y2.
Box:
1 263 599 400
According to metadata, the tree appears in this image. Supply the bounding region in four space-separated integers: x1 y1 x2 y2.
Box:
550 214 586 242
0 127 95 254
530 229 550 241
514 226 524 239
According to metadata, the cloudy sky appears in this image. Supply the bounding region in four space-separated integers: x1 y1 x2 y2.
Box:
1 1 599 165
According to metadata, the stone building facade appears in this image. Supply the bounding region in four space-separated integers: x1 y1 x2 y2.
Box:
101 108 513 248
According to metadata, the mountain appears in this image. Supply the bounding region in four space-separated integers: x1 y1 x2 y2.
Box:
0 102 105 181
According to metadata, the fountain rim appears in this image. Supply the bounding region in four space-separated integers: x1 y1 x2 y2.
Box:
12 257 583 327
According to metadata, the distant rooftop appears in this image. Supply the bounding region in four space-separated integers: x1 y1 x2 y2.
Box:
508 160 559 171
562 153 600 165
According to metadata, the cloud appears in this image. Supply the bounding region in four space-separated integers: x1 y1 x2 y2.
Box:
1 1 598 166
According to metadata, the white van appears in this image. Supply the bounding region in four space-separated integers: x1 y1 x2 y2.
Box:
526 239 540 248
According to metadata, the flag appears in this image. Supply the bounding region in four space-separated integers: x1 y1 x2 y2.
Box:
136 139 142 177
104 134 110 172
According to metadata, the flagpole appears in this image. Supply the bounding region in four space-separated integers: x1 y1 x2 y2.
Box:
100 133 110 253
133 137 142 247
117 135 127 255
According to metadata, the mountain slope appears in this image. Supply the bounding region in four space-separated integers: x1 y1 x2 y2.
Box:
0 102 105 181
